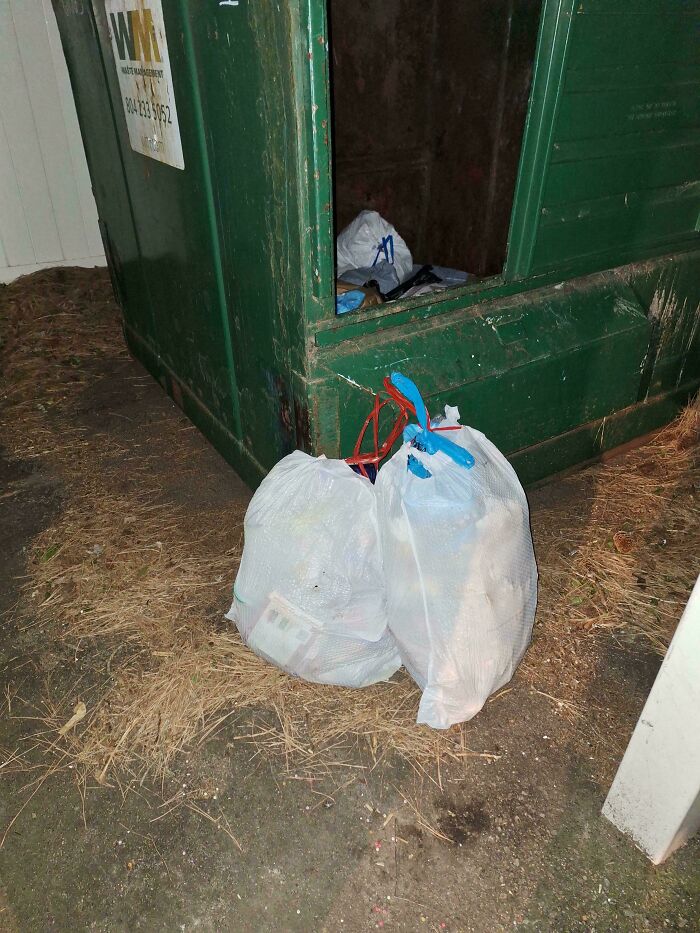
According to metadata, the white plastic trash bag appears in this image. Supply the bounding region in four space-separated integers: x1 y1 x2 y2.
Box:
338 261 402 297
376 401 538 729
336 210 413 284
227 451 400 687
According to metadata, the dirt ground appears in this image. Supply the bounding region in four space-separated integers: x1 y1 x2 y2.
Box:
1 270 699 932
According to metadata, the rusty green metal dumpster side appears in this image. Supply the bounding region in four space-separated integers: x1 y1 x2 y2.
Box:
54 0 313 487
304 0 700 482
54 0 700 487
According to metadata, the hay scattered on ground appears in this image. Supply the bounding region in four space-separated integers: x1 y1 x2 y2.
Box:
19 486 485 782
1 267 125 466
1 267 699 792
534 400 699 656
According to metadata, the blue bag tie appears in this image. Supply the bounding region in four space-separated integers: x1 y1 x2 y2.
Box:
390 372 475 477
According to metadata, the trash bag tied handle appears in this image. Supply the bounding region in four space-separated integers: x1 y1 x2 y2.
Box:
345 372 463 478
389 373 475 470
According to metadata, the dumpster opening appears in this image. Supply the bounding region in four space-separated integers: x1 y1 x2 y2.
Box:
328 0 543 310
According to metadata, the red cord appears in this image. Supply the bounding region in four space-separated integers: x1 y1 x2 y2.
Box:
345 376 460 475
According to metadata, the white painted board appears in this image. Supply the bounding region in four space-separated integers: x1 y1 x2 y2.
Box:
0 0 105 283
603 575 700 864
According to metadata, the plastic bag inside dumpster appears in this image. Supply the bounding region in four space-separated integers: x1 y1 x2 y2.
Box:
336 210 413 287
227 450 400 687
336 211 471 312
335 279 383 315
328 2 543 280
376 373 538 729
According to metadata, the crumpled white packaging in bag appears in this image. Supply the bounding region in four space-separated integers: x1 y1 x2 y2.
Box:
375 407 538 728
227 451 401 687
336 210 413 284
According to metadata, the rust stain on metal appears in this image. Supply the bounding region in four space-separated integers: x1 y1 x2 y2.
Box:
170 375 184 410
294 398 312 453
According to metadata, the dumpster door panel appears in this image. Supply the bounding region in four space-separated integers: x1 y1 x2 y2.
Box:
187 0 306 468
59 0 307 471
519 0 700 278
86 0 242 437
315 279 651 460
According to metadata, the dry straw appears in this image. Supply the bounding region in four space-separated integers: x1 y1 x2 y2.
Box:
1 268 698 791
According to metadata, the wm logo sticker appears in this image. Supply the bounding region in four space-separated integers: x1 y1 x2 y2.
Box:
109 8 162 63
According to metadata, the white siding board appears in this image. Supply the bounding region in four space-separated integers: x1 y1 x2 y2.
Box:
0 2 63 263
41 0 103 259
0 109 35 267
603 576 700 864
0 0 105 282
11 0 89 261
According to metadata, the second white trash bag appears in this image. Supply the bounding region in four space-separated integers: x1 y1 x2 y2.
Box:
376 376 538 728
227 451 400 688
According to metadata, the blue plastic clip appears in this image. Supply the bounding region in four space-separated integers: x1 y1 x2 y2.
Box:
390 372 475 473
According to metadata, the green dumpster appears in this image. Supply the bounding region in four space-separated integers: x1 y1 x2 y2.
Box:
54 0 700 488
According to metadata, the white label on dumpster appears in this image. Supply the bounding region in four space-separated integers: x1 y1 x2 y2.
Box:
105 0 184 169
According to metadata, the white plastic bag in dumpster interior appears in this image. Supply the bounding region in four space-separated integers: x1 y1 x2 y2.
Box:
376 404 538 728
227 451 401 687
336 210 413 284
338 260 401 297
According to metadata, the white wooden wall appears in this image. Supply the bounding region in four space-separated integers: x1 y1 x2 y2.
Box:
0 0 105 284
603 576 700 864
